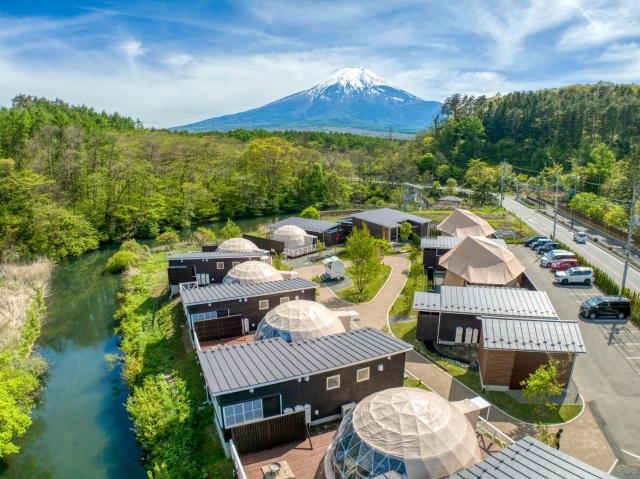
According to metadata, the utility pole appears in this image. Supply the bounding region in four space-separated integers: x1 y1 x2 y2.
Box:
552 173 559 241
621 181 638 294
499 161 506 207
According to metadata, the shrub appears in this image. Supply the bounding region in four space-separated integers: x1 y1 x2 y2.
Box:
219 219 241 240
193 227 216 245
120 239 149 258
300 206 320 219
155 230 180 246
105 250 139 274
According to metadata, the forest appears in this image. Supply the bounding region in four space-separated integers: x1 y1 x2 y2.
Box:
2 82 640 260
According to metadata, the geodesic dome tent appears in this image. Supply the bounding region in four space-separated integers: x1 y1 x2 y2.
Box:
271 225 313 249
216 237 261 253
325 387 482 479
255 299 346 342
222 261 283 285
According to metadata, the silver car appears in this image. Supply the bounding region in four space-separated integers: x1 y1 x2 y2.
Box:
554 267 593 285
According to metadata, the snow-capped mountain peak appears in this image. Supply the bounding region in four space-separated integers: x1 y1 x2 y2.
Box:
308 67 398 97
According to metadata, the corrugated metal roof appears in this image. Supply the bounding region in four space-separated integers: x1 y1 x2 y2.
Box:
197 327 412 396
449 436 611 478
168 251 268 261
269 216 339 233
180 278 318 306
420 236 507 250
481 317 586 353
351 208 430 228
413 286 558 319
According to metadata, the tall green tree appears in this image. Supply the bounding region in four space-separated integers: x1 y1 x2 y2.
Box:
345 226 381 295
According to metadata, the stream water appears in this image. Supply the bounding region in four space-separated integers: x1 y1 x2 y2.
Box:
0 215 286 478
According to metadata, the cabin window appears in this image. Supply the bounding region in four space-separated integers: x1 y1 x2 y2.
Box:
232 261 240 267
259 299 269 310
279 296 289 304
356 367 370 382
326 374 340 390
216 261 225 270
223 399 263 428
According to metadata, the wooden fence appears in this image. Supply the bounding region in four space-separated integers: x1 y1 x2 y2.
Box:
231 411 307 455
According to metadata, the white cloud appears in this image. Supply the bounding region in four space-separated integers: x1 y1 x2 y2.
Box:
119 39 147 59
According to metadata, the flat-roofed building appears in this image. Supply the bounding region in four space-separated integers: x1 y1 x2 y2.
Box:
269 216 345 246
347 208 429 242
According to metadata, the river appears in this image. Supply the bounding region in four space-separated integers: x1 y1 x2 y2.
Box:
1 215 288 478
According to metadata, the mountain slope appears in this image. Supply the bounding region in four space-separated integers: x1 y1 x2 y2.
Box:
173 68 441 135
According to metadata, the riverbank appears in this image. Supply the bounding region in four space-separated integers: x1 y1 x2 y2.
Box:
0 260 51 460
114 249 230 478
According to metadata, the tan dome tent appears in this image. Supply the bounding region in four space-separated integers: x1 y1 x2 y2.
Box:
222 261 283 285
438 236 525 286
436 209 495 237
255 299 346 342
217 237 261 253
272 224 313 249
325 387 482 478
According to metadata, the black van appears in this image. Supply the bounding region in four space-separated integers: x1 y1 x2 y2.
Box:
580 295 631 320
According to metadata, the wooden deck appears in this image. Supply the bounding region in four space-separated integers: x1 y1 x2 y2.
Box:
199 333 255 350
241 430 335 479
240 430 503 479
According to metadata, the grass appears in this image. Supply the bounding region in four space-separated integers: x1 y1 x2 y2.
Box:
115 250 231 478
336 263 391 303
390 262 426 317
389 319 582 424
404 376 430 391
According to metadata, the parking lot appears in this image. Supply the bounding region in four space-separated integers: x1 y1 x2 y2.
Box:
512 244 640 468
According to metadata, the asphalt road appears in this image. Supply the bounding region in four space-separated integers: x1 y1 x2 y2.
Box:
503 196 640 293
512 239 640 471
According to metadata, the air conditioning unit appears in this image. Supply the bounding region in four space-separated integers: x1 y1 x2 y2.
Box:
341 402 356 417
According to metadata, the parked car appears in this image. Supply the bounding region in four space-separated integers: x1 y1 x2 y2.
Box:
540 250 575 267
531 238 552 251
580 295 631 320
525 235 547 247
550 258 579 272
554 266 593 285
536 241 561 253
573 231 589 244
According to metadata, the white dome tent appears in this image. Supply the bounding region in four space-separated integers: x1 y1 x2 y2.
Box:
216 237 261 253
255 299 346 342
325 387 482 479
222 261 283 285
272 224 314 251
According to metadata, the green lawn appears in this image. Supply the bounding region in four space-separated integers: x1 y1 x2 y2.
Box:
389 319 582 424
337 263 391 303
390 262 426 317
404 377 430 391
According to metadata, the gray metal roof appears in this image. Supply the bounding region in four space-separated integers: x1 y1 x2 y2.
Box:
350 208 429 229
481 316 586 353
197 327 412 396
439 195 464 202
449 436 612 479
269 216 340 233
180 278 318 306
413 286 558 319
421 236 507 250
167 251 268 261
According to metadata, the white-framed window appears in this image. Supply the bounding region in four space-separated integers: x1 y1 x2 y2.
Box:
356 367 370 382
222 399 263 428
279 296 289 304
232 261 240 267
326 374 340 390
216 261 225 270
259 299 269 310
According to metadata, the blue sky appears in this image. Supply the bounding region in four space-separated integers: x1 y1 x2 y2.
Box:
1 0 639 127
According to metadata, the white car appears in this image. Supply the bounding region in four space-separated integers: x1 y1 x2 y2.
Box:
573 232 589 244
540 250 572 267
554 267 593 285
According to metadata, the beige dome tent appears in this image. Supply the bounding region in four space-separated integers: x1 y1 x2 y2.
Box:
436 209 495 237
255 299 346 342
438 236 525 286
222 261 283 285
217 237 261 253
325 387 482 478
272 225 313 249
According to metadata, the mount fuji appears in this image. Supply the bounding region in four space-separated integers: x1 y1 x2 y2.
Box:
172 68 442 135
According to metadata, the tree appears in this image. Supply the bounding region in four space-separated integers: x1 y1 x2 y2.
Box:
520 359 564 413
399 221 413 241
345 226 381 295
534 424 559 448
445 177 458 192
220 219 241 240
155 230 180 246
300 206 320 219
193 227 216 245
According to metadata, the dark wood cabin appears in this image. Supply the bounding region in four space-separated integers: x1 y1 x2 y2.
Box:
478 316 585 391
414 285 558 345
180 278 318 342
347 208 429 242
269 217 345 247
167 250 269 295
197 327 411 456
